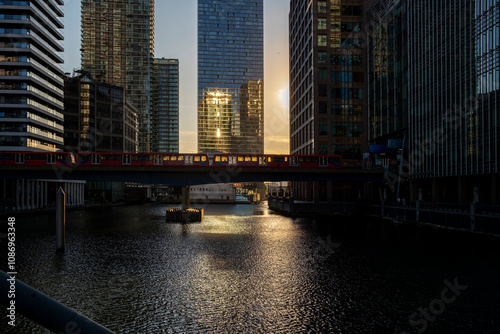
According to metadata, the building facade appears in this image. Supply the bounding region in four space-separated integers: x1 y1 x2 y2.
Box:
64 73 139 153
80 0 154 153
408 0 500 204
0 0 65 152
152 58 179 153
289 0 366 201
365 0 409 200
198 0 264 154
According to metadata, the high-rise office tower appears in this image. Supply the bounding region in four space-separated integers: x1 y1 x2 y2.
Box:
81 0 155 153
198 0 264 154
152 58 179 153
290 0 364 163
289 0 365 201
408 0 500 203
0 0 65 152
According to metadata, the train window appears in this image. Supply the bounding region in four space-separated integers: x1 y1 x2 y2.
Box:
122 155 131 165
47 154 57 164
238 156 244 162
132 155 139 161
178 156 183 160
201 156 207 161
222 156 228 162
268 157 272 162
252 157 258 162
245 156 251 162
215 156 221 162
194 156 200 162
91 155 101 164
298 157 305 163
163 156 170 161
284 157 288 162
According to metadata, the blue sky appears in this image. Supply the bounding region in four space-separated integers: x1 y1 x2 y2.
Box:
62 0 290 153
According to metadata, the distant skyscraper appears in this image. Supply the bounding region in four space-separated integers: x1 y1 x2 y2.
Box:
198 0 264 154
81 0 154 152
0 0 65 151
152 58 179 153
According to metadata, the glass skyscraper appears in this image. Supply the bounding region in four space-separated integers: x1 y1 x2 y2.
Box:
198 0 264 154
152 58 179 153
81 0 155 153
408 0 500 203
0 0 65 152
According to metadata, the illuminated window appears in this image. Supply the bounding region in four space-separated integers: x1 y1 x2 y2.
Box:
318 35 327 47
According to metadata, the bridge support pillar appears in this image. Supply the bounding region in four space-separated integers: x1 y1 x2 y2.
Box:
182 186 190 210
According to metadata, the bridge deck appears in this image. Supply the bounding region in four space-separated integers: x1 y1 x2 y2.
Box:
0 166 385 185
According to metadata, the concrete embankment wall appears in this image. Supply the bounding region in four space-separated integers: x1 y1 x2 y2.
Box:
268 197 500 237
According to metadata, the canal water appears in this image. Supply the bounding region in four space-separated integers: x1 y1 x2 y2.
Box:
1 203 499 333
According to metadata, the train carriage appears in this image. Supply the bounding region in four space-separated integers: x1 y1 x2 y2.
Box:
0 151 74 167
76 153 209 167
213 154 342 168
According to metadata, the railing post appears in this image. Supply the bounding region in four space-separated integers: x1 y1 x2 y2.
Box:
416 200 420 223
471 186 479 232
56 187 65 252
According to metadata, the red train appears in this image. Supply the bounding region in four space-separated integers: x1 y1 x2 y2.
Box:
0 151 343 169
213 154 342 168
0 151 74 167
76 153 209 167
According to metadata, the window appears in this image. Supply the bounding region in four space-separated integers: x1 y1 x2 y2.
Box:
319 102 328 114
318 35 327 47
319 85 328 97
318 1 327 13
318 18 327 30
318 52 327 63
318 69 328 81
319 120 328 136
319 143 328 155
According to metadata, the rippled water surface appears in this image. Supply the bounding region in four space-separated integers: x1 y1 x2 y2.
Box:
1 203 499 333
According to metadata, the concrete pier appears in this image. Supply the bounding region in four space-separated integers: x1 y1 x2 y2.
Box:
166 208 204 222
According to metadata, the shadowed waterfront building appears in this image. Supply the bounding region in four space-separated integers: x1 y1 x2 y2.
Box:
0 0 65 151
407 0 500 204
81 0 154 153
364 0 500 205
198 0 264 154
64 73 139 153
289 0 365 201
152 58 179 153
365 0 408 200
